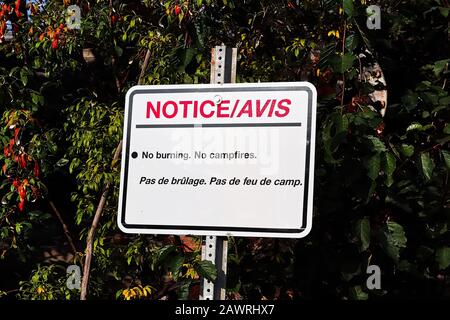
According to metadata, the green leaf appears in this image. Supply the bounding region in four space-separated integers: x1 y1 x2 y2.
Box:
349 286 368 300
443 123 450 135
366 135 387 153
177 280 191 300
345 34 358 52
439 96 450 109
439 7 450 17
380 221 407 262
183 48 196 69
343 0 354 19
432 59 449 77
406 122 423 132
115 46 123 57
365 180 376 204
20 69 28 86
366 154 380 180
167 254 184 280
322 113 348 164
399 144 414 158
157 245 176 264
56 158 69 167
436 247 450 270
353 217 370 252
331 112 349 134
382 152 396 187
330 53 356 74
31 92 44 106
442 150 450 170
401 92 418 111
15 223 23 234
420 152 435 180
194 260 217 282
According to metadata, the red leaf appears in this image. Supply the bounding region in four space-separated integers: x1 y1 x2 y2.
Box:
19 154 27 168
111 15 118 25
18 199 25 211
34 161 40 178
13 179 20 189
18 185 26 199
14 127 20 141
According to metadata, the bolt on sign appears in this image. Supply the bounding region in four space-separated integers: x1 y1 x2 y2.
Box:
118 82 317 238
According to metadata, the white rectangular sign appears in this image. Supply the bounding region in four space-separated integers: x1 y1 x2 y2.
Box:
118 82 317 238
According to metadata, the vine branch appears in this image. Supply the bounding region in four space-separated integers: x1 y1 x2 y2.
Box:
79 47 151 300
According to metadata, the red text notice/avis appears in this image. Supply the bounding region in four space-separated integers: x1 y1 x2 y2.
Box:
146 98 293 119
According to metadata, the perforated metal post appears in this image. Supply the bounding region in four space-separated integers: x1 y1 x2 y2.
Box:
200 235 217 300
200 45 237 300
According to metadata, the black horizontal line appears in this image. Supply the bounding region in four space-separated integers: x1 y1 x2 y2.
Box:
122 223 303 233
135 122 302 128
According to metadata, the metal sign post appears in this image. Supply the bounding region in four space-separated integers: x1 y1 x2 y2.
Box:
200 46 237 300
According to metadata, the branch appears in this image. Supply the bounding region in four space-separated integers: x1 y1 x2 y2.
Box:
138 49 151 85
80 141 122 300
48 200 78 264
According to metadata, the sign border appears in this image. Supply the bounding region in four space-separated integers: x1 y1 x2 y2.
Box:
118 82 316 238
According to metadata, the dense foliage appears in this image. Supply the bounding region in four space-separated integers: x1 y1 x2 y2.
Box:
0 0 448 300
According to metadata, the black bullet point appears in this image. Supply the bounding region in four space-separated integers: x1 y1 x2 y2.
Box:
131 152 138 159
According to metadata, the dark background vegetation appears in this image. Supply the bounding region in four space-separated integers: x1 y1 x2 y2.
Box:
0 0 449 300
